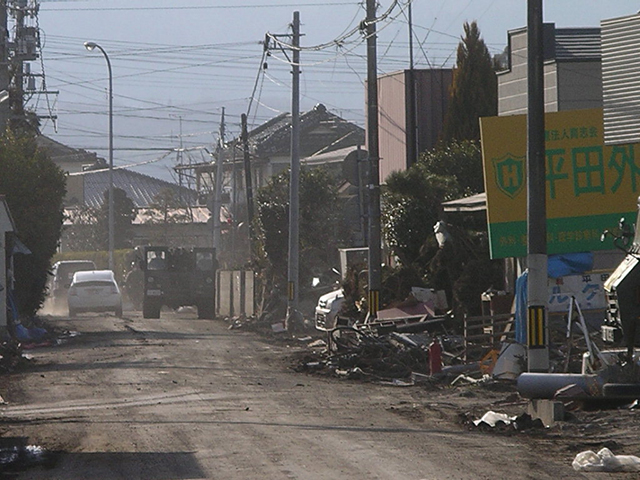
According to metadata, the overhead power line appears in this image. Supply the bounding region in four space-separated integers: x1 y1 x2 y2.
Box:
41 3 360 12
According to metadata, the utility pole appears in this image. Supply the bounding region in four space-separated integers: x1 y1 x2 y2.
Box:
241 113 254 241
212 108 226 253
286 11 301 329
171 114 184 199
366 0 382 320
0 1 9 129
13 0 24 117
406 0 418 168
526 0 549 372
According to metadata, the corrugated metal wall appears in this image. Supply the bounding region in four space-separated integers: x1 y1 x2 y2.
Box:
602 13 640 145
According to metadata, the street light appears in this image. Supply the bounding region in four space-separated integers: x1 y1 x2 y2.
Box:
84 41 114 271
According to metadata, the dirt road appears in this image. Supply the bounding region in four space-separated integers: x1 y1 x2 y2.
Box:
0 311 609 479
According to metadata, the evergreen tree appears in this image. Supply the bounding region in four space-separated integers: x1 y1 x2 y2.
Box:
442 21 497 142
382 144 503 316
255 167 347 296
97 187 136 250
0 130 66 316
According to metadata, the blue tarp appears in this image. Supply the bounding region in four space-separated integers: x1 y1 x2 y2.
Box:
515 271 528 344
547 252 593 279
515 253 593 344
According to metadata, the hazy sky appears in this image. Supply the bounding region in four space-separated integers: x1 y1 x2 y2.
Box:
32 0 640 182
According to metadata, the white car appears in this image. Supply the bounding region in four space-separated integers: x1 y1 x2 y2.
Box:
67 270 123 317
315 289 345 331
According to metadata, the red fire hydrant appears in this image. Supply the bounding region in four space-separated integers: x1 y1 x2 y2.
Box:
429 338 442 375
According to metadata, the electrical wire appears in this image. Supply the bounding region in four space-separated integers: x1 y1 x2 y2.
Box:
67 150 175 176
246 49 267 117
41 3 361 12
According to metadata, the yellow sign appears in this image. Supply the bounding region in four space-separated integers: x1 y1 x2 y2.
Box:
480 108 638 258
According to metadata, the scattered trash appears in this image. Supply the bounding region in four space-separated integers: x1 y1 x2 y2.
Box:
451 374 492 386
308 339 326 348
492 343 525 380
335 366 367 379
470 411 545 431
380 378 414 387
473 410 515 427
297 336 312 342
511 413 545 430
271 322 286 333
411 372 432 385
572 447 640 472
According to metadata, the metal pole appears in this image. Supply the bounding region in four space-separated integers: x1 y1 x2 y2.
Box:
286 11 301 329
407 1 418 168
526 0 549 372
366 0 382 320
213 108 225 253
0 1 9 130
84 42 115 272
241 113 254 240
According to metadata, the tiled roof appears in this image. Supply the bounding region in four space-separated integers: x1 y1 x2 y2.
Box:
36 135 97 164
302 146 365 166
238 104 364 159
80 167 198 209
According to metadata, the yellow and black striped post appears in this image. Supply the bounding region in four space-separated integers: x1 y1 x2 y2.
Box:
368 289 379 318
527 305 546 348
287 281 295 302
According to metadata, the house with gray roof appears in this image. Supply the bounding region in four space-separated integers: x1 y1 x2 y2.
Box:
36 135 208 251
498 24 602 115
70 165 197 209
231 103 365 190
37 134 197 209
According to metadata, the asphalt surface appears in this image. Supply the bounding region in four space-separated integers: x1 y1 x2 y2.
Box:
0 310 593 479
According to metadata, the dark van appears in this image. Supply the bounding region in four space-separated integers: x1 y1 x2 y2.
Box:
47 260 96 309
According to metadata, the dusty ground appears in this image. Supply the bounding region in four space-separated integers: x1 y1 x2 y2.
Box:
0 310 638 479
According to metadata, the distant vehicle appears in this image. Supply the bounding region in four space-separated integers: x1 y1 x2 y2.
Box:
141 246 216 319
67 270 123 317
315 289 345 331
314 247 367 331
47 260 97 309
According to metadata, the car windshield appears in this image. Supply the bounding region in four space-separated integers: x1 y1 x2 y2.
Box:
75 280 115 288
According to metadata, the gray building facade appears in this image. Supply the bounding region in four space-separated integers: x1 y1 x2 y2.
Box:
498 24 602 116
375 68 453 182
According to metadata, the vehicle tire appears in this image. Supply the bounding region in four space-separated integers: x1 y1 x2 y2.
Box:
115 305 123 318
197 301 215 320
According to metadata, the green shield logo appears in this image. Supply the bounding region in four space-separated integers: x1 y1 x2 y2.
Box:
493 154 525 199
